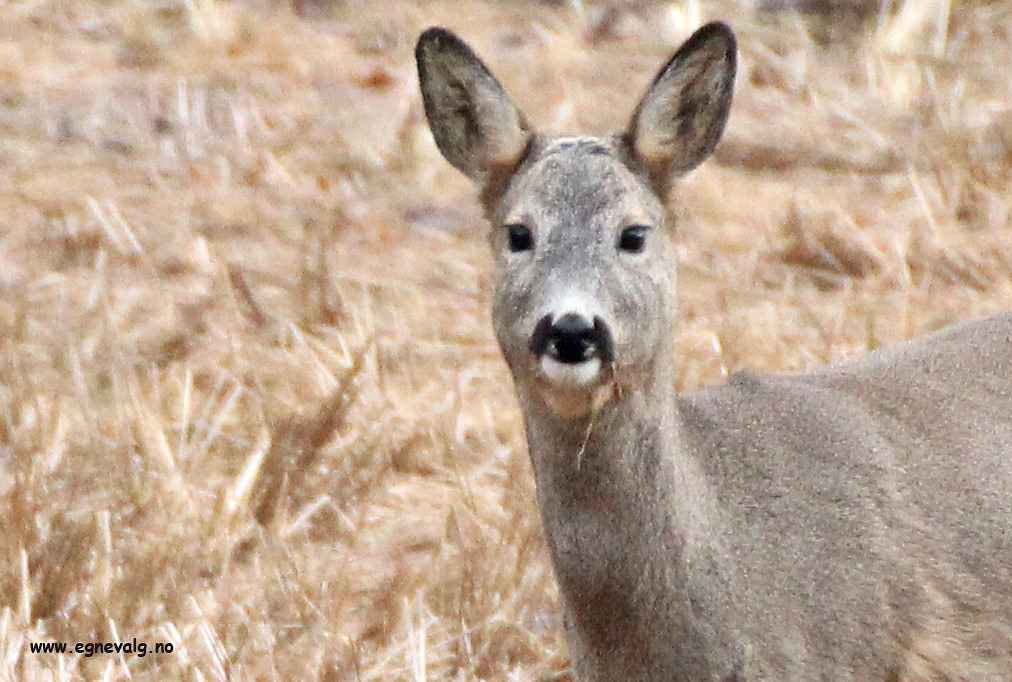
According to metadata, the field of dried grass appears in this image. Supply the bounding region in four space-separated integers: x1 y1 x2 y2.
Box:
1 0 1010 680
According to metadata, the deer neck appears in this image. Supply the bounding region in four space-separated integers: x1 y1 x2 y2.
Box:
520 362 714 539
517 363 737 675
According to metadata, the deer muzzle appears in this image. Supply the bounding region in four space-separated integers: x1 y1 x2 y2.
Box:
530 313 614 388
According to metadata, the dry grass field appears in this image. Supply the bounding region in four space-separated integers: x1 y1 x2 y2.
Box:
1 0 1010 680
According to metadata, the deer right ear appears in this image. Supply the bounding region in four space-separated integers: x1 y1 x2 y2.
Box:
626 22 737 193
416 27 532 183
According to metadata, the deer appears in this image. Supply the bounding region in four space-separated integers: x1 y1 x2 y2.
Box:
415 22 1012 682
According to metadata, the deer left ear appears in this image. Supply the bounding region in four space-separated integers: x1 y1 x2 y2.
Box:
626 22 737 192
416 27 532 184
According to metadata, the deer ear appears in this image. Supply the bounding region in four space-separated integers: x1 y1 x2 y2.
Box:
626 22 736 191
416 27 532 183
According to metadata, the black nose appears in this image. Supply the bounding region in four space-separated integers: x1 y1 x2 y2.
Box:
530 313 614 364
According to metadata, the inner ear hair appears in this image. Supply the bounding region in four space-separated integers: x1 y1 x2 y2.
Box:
416 27 532 184
626 22 737 194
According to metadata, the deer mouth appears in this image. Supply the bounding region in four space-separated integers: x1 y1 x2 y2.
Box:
539 354 603 387
529 313 614 388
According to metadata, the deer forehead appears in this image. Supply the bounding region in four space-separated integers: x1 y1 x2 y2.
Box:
500 135 661 229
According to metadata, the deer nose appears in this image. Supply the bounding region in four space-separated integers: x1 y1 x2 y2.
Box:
530 313 614 365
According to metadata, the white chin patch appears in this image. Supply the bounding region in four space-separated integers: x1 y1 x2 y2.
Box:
539 356 602 388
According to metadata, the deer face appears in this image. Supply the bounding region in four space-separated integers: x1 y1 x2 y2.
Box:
486 136 675 412
416 24 736 416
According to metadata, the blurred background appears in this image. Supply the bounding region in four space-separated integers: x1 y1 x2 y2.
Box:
1 0 1010 680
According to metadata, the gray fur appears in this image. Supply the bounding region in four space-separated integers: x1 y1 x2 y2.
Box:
416 22 1012 682
415 27 531 182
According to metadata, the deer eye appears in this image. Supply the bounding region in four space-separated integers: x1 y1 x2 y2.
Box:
617 225 650 253
506 223 534 253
